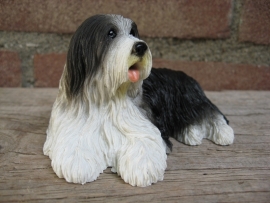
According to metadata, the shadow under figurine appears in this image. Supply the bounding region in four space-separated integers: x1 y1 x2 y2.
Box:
43 14 234 187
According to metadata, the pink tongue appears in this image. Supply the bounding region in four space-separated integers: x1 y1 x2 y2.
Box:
128 69 140 82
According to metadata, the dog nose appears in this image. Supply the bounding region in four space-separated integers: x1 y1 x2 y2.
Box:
133 42 148 57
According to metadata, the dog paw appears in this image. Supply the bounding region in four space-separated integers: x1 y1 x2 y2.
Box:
177 124 204 145
116 140 167 187
51 150 106 184
210 124 234 145
207 115 234 145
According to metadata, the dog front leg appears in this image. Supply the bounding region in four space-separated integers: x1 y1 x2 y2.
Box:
45 115 108 185
115 135 167 187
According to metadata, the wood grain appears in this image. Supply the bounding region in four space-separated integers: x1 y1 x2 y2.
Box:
0 88 269 202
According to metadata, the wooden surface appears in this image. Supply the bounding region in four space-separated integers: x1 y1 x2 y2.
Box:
0 88 269 202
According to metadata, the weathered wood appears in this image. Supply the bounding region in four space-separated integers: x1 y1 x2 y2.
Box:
0 88 269 202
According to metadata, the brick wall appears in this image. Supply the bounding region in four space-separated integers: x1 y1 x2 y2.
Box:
0 0 269 90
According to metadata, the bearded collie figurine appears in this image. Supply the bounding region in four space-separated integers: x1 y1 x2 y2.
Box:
43 14 234 187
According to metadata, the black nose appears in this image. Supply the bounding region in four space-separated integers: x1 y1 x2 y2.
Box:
133 42 148 57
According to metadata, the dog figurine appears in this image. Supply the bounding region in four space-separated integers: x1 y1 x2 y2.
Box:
43 14 234 187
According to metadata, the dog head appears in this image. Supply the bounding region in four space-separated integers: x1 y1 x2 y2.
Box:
63 14 152 101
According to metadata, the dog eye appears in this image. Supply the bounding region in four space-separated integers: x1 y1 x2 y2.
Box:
130 29 135 37
108 29 117 39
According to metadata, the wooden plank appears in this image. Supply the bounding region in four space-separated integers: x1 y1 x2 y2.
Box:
0 88 270 202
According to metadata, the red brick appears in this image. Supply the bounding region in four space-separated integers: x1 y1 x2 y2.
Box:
33 55 270 89
0 51 21 87
0 0 232 39
239 0 270 45
34 53 66 87
153 59 270 91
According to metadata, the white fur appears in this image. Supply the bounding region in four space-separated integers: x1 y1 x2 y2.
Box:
177 114 234 146
43 16 167 187
206 114 234 145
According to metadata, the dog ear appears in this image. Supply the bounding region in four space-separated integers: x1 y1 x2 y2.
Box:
130 22 140 39
65 30 86 99
65 15 111 99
